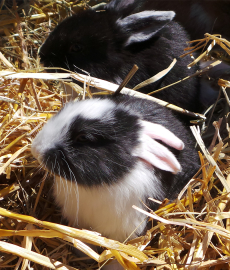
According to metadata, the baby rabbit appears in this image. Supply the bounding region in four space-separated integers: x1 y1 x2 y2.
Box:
31 95 199 242
39 0 200 112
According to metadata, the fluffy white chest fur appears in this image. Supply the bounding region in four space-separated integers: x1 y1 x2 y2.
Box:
53 161 161 242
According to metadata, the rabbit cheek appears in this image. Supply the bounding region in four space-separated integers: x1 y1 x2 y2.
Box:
41 146 76 181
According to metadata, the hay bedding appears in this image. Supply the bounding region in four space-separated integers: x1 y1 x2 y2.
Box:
0 1 230 269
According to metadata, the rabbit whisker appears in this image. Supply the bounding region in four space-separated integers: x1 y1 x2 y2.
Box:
73 64 90 76
59 149 80 225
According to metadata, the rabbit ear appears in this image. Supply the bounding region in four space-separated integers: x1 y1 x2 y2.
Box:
116 10 175 47
132 120 184 174
140 120 184 150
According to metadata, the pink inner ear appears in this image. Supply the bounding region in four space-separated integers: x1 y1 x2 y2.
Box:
140 120 184 150
133 134 182 174
132 120 184 173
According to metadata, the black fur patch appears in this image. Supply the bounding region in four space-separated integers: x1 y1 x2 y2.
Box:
44 107 141 186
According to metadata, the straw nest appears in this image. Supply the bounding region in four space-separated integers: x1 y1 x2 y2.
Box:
1 1 230 269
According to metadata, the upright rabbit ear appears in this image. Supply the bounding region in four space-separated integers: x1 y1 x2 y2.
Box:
116 10 175 47
132 120 184 174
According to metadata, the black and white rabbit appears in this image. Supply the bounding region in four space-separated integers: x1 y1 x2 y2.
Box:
31 95 199 242
39 0 201 112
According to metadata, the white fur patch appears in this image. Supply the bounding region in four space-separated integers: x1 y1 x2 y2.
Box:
31 99 115 163
68 99 115 120
53 161 160 242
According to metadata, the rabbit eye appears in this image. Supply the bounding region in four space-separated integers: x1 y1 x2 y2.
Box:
70 44 82 53
75 134 88 142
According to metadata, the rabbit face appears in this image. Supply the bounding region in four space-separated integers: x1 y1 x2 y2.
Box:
40 10 112 74
32 98 141 186
32 96 186 187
